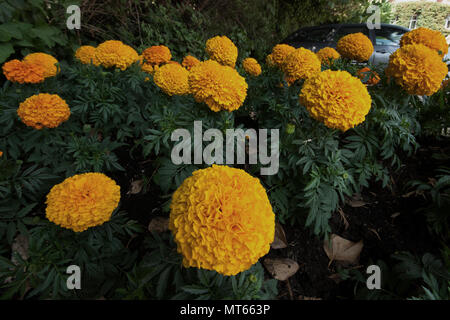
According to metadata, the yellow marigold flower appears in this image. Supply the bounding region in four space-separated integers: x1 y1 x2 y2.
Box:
242 57 262 76
299 70 372 132
400 27 448 57
316 47 340 65
153 63 190 96
357 67 380 86
281 48 321 85
2 59 45 84
17 93 70 130
189 60 248 112
23 52 59 78
266 54 275 67
336 32 374 62
169 165 275 276
205 36 238 67
182 55 200 70
75 46 100 66
142 45 172 66
385 44 447 96
271 44 295 67
45 172 120 232
95 40 139 70
141 63 154 74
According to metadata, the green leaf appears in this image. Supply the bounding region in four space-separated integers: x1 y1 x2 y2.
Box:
181 285 209 295
0 42 14 63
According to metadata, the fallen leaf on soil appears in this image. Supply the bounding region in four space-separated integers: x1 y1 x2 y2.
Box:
11 234 28 265
148 217 169 233
368 228 381 241
346 199 367 208
271 222 288 249
328 273 342 284
298 295 322 300
323 234 363 266
391 212 401 219
263 258 299 281
127 179 144 195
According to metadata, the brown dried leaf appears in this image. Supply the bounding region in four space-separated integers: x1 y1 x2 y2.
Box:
298 295 322 300
271 222 288 249
148 217 169 233
11 234 28 265
323 234 363 265
337 208 349 230
263 258 299 281
127 179 144 195
328 273 342 284
347 199 367 208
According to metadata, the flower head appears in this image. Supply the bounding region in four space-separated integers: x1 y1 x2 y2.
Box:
336 32 374 62
205 36 238 67
153 63 190 96
357 67 380 86
141 63 154 74
281 48 321 85
182 55 200 70
271 44 296 67
23 52 59 78
400 27 448 57
316 47 340 65
385 44 447 96
0 151 3 157
45 173 120 232
75 46 100 65
299 70 372 132
189 60 248 112
95 40 139 70
266 54 275 67
2 59 45 84
142 45 172 66
17 93 71 129
169 165 275 276
242 57 262 76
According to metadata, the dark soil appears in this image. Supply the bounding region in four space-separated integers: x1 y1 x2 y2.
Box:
272 135 450 300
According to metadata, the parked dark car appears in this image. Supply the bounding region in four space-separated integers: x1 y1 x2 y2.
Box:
282 23 411 65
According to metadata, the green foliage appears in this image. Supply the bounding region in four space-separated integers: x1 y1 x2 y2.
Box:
338 252 450 300
114 232 277 300
0 0 81 63
391 1 450 36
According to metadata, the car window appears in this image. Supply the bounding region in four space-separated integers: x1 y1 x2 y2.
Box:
332 26 370 42
374 28 406 46
288 27 333 43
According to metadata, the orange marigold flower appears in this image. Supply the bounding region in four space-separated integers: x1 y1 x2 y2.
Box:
95 40 139 70
189 60 248 112
169 165 275 276
316 47 340 65
0 151 3 157
281 48 321 85
166 60 182 66
153 63 190 96
385 44 447 96
400 27 448 57
266 54 275 67
182 55 200 70
242 57 262 76
23 53 59 78
142 45 172 66
299 70 372 132
357 67 380 86
271 44 296 67
141 63 154 74
205 36 238 67
2 59 45 84
337 33 374 62
75 46 100 66
45 172 120 232
17 93 71 129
